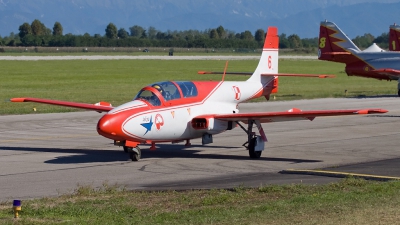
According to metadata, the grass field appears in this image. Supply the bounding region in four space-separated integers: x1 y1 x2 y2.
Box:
0 178 399 224
0 58 396 115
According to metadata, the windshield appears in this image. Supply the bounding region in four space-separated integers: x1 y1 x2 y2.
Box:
150 81 180 101
134 90 161 106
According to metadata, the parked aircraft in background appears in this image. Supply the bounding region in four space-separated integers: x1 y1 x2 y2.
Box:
11 26 387 161
389 23 400 51
318 20 400 96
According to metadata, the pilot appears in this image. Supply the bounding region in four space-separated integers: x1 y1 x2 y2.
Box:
152 84 171 100
152 84 163 94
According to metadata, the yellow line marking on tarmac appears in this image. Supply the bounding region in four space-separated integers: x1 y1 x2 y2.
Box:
0 134 98 143
280 169 400 181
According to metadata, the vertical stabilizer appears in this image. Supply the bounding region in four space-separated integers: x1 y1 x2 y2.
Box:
389 23 400 51
247 27 279 82
318 21 360 63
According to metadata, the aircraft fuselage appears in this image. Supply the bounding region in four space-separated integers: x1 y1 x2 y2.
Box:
97 80 266 144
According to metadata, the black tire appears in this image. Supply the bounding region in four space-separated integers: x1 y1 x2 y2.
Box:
129 147 141 161
398 89 400 97
248 137 262 159
123 146 131 153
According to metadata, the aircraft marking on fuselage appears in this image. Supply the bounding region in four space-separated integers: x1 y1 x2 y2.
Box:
155 114 164 130
140 116 153 135
233 86 241 100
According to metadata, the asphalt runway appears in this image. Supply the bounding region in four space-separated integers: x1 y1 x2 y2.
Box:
1 97 400 201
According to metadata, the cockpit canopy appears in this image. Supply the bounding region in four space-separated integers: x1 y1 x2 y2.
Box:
134 81 198 106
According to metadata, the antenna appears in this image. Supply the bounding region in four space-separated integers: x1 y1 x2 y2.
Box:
222 61 229 81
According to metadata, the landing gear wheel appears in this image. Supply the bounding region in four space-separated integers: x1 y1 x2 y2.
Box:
123 146 130 153
248 137 261 159
129 147 141 161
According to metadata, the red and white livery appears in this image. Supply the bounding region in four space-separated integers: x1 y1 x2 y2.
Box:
11 26 387 161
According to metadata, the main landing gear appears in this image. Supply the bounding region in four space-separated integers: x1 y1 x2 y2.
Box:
237 120 266 159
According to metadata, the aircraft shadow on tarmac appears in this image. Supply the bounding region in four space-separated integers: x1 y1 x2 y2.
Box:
348 94 399 99
0 145 322 164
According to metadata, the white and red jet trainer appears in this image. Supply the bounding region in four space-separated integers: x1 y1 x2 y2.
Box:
11 26 388 161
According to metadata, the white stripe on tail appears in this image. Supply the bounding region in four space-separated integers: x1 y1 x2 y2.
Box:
247 27 279 83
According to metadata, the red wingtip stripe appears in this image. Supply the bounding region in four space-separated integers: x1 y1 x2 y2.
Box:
356 109 369 114
356 109 388 114
10 98 26 102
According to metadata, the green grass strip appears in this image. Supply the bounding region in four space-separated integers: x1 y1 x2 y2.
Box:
0 178 399 224
1 59 396 115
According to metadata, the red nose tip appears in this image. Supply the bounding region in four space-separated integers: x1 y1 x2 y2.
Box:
97 114 122 140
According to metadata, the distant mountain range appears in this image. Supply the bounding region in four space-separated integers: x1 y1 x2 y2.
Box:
1 0 399 38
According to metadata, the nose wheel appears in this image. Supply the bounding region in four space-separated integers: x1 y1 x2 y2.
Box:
124 146 142 161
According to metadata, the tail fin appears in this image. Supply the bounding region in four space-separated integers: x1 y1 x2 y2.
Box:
318 21 359 63
247 26 279 82
389 23 400 51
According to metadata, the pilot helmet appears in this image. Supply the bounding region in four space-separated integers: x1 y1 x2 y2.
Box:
153 84 162 93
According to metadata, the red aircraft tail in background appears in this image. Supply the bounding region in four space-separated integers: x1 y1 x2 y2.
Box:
318 20 359 64
389 23 400 51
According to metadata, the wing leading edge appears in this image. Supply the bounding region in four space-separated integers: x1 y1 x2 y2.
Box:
10 97 113 112
194 108 387 124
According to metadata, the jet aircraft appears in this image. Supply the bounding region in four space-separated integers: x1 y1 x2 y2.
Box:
318 20 400 96
389 23 400 51
11 26 387 161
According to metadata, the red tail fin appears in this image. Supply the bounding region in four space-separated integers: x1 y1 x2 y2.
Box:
389 24 400 51
318 21 358 64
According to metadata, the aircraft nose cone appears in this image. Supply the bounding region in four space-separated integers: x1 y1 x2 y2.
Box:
97 114 122 139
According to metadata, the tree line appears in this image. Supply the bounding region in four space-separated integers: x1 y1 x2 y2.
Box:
0 19 389 49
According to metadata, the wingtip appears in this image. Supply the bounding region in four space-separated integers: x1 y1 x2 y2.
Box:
318 75 336 78
357 109 388 114
10 98 26 102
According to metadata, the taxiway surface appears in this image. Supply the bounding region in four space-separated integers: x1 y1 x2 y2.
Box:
0 97 399 201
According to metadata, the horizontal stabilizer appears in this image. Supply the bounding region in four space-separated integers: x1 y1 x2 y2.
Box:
198 71 252 75
322 52 352 56
261 73 335 78
198 71 335 78
10 97 113 112
372 68 400 77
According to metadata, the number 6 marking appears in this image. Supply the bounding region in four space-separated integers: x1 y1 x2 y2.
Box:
268 56 272 69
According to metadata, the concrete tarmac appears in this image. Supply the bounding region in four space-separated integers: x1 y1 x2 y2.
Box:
0 97 399 201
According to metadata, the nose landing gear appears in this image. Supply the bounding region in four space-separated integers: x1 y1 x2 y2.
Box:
115 140 142 161
124 146 141 161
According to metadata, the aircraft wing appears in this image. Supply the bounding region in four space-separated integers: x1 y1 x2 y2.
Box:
372 68 400 78
198 71 335 78
10 97 113 112
195 108 387 124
